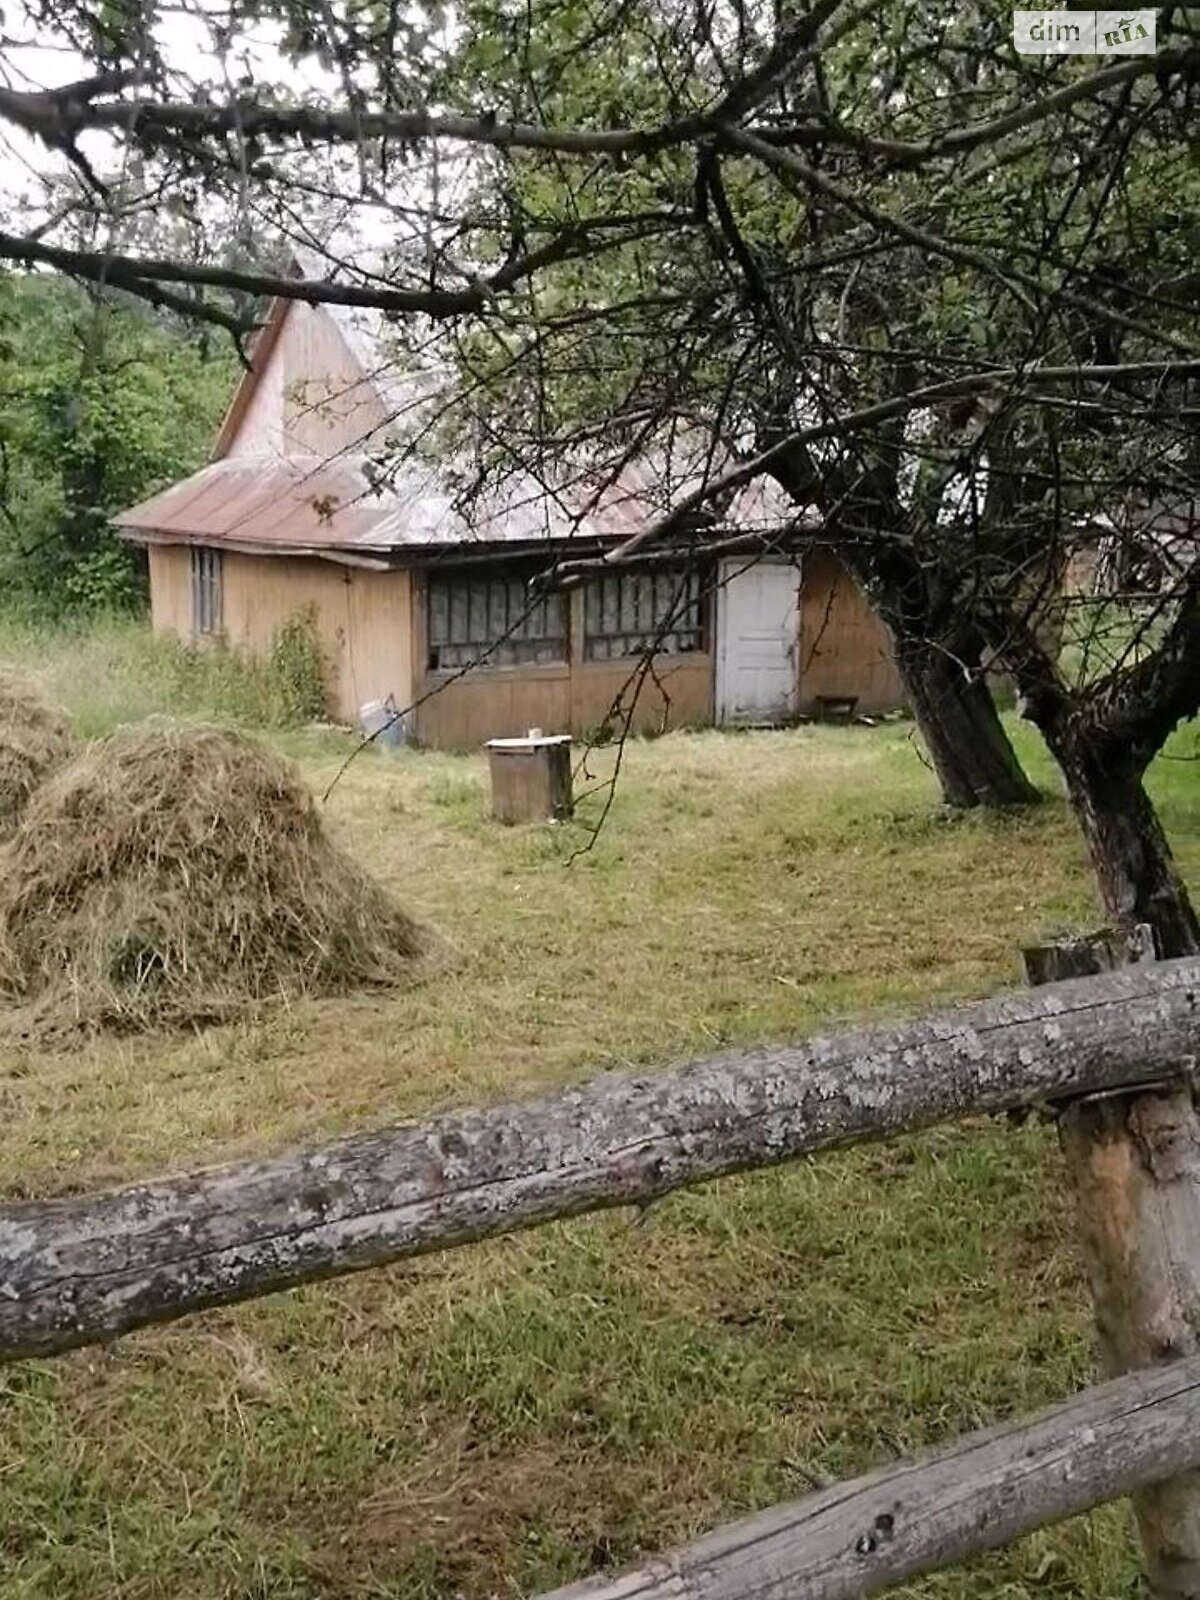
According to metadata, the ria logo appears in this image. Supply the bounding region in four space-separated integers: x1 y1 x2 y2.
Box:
1013 10 1157 53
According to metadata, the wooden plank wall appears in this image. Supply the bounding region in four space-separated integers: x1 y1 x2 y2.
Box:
282 303 392 457
221 554 412 723
148 545 906 746
148 545 414 724
223 329 285 457
797 549 905 716
147 545 192 637
411 577 714 749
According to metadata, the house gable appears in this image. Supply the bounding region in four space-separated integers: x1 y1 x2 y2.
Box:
215 296 396 463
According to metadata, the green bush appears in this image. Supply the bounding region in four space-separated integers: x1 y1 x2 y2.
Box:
268 606 330 725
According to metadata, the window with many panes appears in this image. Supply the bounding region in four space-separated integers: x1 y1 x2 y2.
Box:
427 569 568 670
191 546 223 636
583 567 706 660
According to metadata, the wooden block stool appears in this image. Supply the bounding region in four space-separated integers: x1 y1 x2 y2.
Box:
485 732 573 823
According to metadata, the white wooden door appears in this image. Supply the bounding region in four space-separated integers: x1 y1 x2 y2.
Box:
716 558 800 724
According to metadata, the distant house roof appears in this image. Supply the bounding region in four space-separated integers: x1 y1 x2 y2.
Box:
115 275 793 564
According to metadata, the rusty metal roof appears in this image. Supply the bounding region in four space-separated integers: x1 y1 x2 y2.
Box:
116 448 796 559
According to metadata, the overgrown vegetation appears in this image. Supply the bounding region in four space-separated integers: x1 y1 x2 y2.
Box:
0 631 1196 1596
0 273 234 616
0 616 335 735
268 606 331 726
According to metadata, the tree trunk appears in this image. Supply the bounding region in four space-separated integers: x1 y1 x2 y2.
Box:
1051 740 1200 959
981 586 1199 957
765 451 1038 811
898 639 1041 809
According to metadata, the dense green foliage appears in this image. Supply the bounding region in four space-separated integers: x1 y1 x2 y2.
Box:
0 273 235 616
269 606 332 724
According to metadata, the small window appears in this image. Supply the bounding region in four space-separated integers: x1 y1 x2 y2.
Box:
584 567 706 660
427 570 567 670
191 546 223 636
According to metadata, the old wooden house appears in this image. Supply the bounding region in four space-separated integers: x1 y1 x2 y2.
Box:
115 292 903 749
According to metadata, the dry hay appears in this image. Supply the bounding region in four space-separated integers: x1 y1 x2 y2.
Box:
0 668 75 838
0 720 425 1032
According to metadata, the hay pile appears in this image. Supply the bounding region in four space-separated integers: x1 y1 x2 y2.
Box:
0 721 424 1031
0 669 75 837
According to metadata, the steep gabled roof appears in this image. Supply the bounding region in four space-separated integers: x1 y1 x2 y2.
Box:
116 271 794 561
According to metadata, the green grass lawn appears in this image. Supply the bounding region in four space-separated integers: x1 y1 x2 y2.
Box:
0 620 1197 1599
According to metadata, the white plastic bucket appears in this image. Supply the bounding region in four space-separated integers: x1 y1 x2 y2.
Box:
359 695 407 750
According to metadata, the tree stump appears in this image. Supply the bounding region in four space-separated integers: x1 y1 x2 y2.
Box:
1024 926 1200 1598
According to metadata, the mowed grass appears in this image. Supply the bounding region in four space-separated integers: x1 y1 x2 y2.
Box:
1 620 1198 1599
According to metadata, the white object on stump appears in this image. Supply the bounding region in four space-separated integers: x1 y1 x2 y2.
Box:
485 731 573 824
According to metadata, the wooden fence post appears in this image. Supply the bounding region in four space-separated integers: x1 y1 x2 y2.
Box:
1024 926 1200 1598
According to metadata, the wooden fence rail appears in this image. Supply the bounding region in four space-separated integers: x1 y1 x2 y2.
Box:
1 955 1198 1361
539 1353 1200 1600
